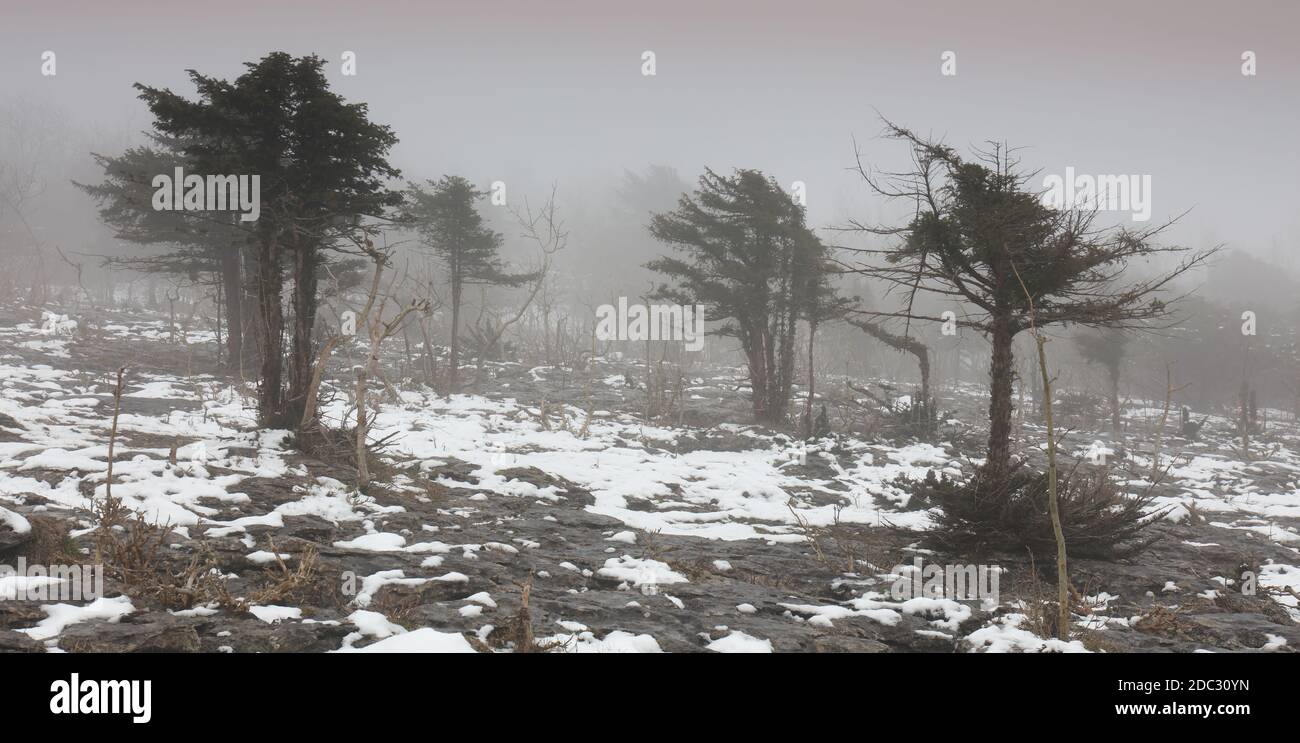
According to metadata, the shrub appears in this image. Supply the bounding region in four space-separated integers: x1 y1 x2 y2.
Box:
921 463 1163 559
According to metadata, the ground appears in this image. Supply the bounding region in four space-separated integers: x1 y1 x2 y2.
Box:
1 302 1298 653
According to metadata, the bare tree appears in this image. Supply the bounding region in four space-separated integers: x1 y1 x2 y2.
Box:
1013 262 1070 640
353 260 429 490
472 187 568 364
0 98 68 305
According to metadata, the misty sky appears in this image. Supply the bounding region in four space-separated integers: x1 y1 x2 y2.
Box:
2 0 1297 258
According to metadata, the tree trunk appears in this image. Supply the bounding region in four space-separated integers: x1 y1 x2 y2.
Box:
918 347 931 407
762 322 778 421
748 326 773 423
985 314 1015 485
803 321 817 438
775 309 797 421
419 318 436 387
255 237 284 427
221 244 243 366
850 318 930 406
1109 366 1121 437
356 367 369 490
287 240 318 426
1032 333 1070 639
448 275 462 399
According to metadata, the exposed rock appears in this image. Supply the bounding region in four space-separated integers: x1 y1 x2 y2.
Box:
0 629 43 652
60 619 202 653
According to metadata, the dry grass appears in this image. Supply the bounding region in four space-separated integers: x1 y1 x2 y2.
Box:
784 500 900 575
1133 604 1183 634
17 515 80 565
487 573 568 653
91 492 331 615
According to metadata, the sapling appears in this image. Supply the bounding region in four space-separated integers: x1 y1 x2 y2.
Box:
1012 263 1070 640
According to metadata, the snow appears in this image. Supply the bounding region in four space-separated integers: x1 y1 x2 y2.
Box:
5 306 1300 654
310 388 949 541
0 504 32 535
1259 563 1300 620
246 550 291 565
535 629 663 653
962 614 1089 653
706 631 773 653
597 555 688 590
465 592 497 608
337 627 477 653
345 610 406 640
18 595 135 641
333 532 407 552
248 605 303 624
0 575 69 600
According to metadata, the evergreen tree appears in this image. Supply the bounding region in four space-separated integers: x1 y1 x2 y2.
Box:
400 176 535 395
847 122 1216 489
134 53 402 427
77 137 249 364
648 168 830 424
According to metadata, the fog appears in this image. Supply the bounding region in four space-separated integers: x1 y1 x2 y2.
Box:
3 0 1298 274
5 0 1300 669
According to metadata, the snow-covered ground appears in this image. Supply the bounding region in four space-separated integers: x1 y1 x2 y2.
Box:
1 303 1298 653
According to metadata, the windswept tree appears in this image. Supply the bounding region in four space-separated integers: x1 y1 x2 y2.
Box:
135 52 402 427
648 168 830 425
849 317 932 411
77 137 249 363
845 123 1216 490
399 176 536 396
1074 328 1130 436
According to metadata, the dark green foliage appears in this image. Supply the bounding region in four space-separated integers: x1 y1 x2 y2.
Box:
399 176 538 394
1180 406 1206 440
400 177 532 288
921 463 1163 559
135 53 401 229
132 52 402 426
852 123 1215 489
77 138 241 273
647 168 834 424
